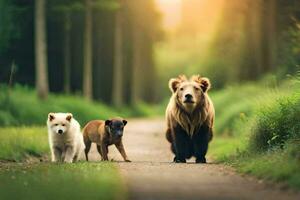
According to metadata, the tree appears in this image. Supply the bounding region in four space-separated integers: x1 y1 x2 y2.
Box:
63 10 71 94
112 0 124 107
130 27 142 105
83 0 93 100
35 0 49 100
263 0 277 72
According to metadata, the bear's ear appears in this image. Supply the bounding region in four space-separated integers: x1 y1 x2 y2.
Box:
122 120 127 126
168 75 187 93
200 77 211 93
105 120 112 127
48 113 55 121
66 113 73 122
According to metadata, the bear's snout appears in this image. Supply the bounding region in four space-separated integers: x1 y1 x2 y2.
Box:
184 94 194 103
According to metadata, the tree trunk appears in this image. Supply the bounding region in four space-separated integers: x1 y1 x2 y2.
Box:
264 0 277 72
64 11 71 94
244 0 263 79
83 0 93 100
35 0 49 100
130 29 142 106
112 5 123 107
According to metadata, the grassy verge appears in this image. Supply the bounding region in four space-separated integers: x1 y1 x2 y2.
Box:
209 76 300 189
0 162 126 200
0 84 162 127
210 138 300 189
0 127 127 200
0 127 48 161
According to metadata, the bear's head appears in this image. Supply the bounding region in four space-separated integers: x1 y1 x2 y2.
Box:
169 75 211 113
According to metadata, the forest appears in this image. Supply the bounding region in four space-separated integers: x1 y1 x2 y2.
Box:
0 0 300 104
0 0 300 198
0 0 162 106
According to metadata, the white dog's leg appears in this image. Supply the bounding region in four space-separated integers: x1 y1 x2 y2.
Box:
64 145 75 163
52 147 62 162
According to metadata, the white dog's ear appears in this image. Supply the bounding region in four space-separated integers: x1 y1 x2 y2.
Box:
66 113 73 122
48 113 55 121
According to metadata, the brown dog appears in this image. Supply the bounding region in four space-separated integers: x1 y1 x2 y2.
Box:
82 118 131 162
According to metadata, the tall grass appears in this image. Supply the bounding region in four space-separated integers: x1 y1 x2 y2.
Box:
0 84 162 127
209 76 300 189
0 127 48 161
250 93 300 151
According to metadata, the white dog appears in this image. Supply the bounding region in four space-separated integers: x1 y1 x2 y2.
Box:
47 113 85 163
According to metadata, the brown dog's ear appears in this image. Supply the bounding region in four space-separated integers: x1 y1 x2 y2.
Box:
168 75 187 93
123 120 127 126
48 113 55 121
200 77 211 93
66 113 73 122
105 120 112 126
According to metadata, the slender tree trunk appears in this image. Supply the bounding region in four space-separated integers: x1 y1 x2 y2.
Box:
83 0 93 100
112 5 123 107
35 0 48 100
264 0 277 72
130 29 142 106
246 0 263 79
64 11 71 94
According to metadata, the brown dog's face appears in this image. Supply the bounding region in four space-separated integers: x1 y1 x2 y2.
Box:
105 118 127 138
169 75 211 112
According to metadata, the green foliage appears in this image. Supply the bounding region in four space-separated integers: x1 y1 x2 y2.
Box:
0 85 162 127
209 76 300 189
0 163 126 200
0 127 48 161
0 85 119 126
250 93 300 152
230 141 300 189
0 0 25 52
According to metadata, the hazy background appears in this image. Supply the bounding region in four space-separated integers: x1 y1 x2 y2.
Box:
0 0 299 105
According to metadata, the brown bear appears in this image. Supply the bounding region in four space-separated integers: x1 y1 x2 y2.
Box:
165 75 215 163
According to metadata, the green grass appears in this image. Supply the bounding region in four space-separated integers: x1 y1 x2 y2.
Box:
0 84 162 127
0 162 127 200
208 137 246 162
0 127 48 161
210 137 300 189
0 127 127 200
209 76 300 189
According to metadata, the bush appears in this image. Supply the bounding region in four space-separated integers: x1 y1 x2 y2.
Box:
250 93 300 152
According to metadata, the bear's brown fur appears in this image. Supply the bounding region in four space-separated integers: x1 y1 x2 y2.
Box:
165 75 215 163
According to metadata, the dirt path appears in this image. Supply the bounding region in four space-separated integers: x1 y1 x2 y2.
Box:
88 118 300 200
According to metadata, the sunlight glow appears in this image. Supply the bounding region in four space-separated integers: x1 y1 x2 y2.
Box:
155 0 182 31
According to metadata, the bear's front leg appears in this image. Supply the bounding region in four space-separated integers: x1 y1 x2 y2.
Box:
193 125 210 163
173 126 189 163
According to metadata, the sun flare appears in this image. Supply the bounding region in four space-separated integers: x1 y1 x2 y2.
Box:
155 0 182 31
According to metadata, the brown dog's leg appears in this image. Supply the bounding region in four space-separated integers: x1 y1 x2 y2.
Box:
84 140 91 161
96 145 103 158
101 143 109 161
115 141 131 162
